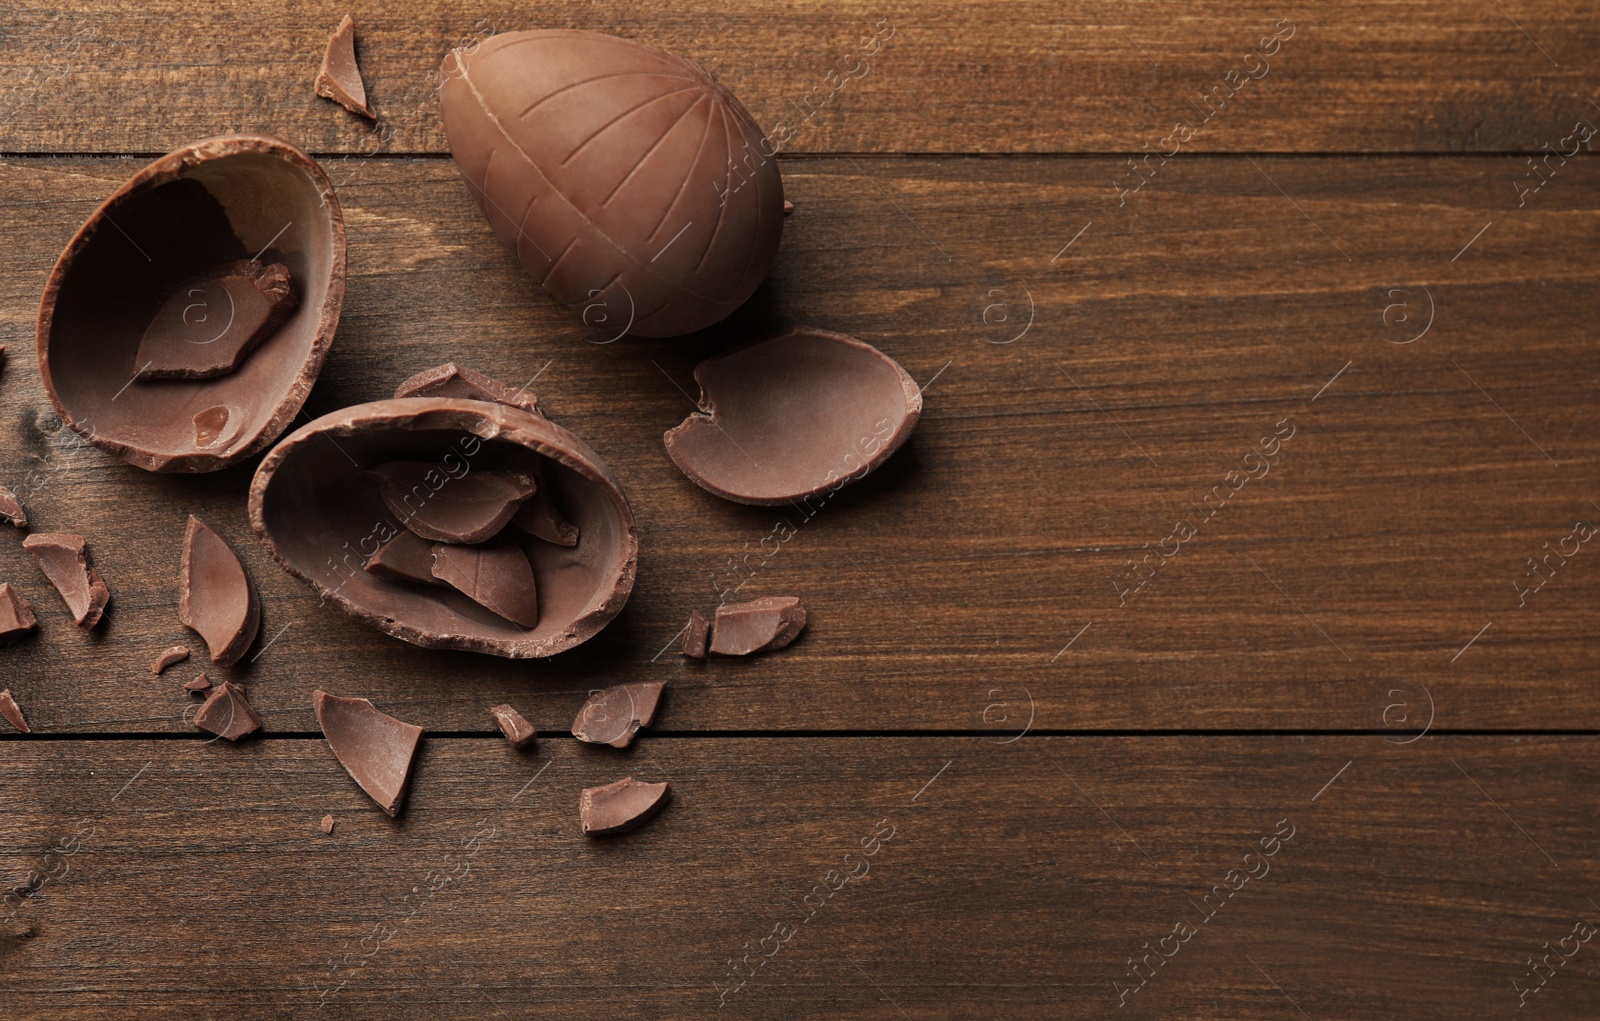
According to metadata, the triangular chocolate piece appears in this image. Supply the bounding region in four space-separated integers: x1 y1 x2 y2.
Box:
314 15 374 118
314 691 423 816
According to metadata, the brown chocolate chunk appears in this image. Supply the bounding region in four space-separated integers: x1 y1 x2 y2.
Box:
0 688 30 734
489 704 537 748
393 362 543 417
22 533 109 629
371 462 537 544
783 199 795 215
580 777 670 836
315 14 374 118
0 485 27 529
0 584 38 645
498 449 580 547
321 814 336 834
194 680 261 740
710 596 806 655
179 516 261 667
571 682 665 748
364 529 445 586
150 645 191 674
429 538 538 628
665 327 922 505
314 690 424 816
184 673 213 695
681 610 709 659
134 260 300 380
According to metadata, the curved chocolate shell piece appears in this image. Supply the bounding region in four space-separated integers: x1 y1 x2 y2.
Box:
23 533 110 629
664 328 921 505
37 134 346 472
250 397 637 658
430 538 539 628
580 776 670 836
571 681 664 748
370 462 537 544
710 596 806 656
394 362 542 417
179 515 261 667
315 15 374 119
314 691 423 816
0 584 37 645
439 30 784 338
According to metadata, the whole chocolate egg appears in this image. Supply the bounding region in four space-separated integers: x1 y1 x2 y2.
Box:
439 30 784 338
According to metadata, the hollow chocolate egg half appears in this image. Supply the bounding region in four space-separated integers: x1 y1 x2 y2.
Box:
37 135 345 472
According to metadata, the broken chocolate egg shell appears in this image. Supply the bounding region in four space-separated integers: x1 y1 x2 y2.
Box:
37 134 346 472
249 397 637 658
664 327 922 505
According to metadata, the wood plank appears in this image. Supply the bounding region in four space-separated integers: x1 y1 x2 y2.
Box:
0 736 1595 1017
0 154 1597 733
1 3 1595 154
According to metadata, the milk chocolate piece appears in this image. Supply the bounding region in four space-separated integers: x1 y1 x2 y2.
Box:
194 680 261 740
710 596 806 655
364 530 445 586
0 689 29 734
184 673 213 694
783 200 795 215
580 777 670 836
571 682 665 749
394 362 542 417
665 328 922 505
22 533 110 629
430 538 538 628
179 516 261 667
370 462 537 544
0 486 27 529
133 260 299 380
150 645 191 674
0 585 37 645
314 15 374 119
321 814 336 834
439 30 784 338
489 704 537 748
681 610 709 659
501 449 580 547
314 690 424 816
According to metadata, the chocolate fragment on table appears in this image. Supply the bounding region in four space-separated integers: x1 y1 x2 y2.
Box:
489 704 537 748
321 814 336 834
133 260 299 380
681 610 709 659
571 682 665 749
314 690 424 816
194 680 261 741
783 199 795 215
151 645 191 674
0 486 27 529
364 529 445 586
371 462 538 544
580 777 670 836
430 538 538 627
393 362 542 417
314 14 374 118
0 688 30 733
22 533 110 629
0 584 37 645
183 673 213 695
710 596 806 656
179 516 261 667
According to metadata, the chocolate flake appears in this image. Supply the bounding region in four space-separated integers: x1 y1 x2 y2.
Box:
0 486 27 529
134 260 299 380
22 533 110 629
0 584 38 645
194 680 261 740
364 529 445 586
489 704 537 748
371 462 537 544
681 610 709 659
184 673 213 695
321 814 336 834
571 682 665 748
179 516 261 667
783 199 795 215
151 645 191 674
580 777 670 836
0 688 30 733
393 362 542 417
314 691 424 816
314 15 374 119
430 538 539 627
710 596 806 656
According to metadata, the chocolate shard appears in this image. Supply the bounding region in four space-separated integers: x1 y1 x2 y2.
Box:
430 538 538 627
501 448 579 547
134 260 300 380
321 814 336 834
0 584 38 645
364 529 445 586
489 703 537 748
783 199 795 215
150 645 191 674
571 682 665 748
194 680 261 741
314 14 374 118
393 362 543 417
22 533 110 629
179 516 261 667
184 673 213 695
0 485 28 529
0 688 30 733
681 610 709 659
314 690 424 817
710 596 806 656
370 462 538 544
580 777 670 836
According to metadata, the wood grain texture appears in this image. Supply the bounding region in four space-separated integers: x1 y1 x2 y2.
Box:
1 2 1596 154
1 154 1597 733
1 736 1595 1018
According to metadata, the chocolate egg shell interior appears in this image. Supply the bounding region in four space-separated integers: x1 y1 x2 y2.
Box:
249 398 637 658
37 135 345 472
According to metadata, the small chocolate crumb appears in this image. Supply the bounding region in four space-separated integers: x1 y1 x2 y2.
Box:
0 688 30 733
681 610 709 659
710 596 806 656
22 533 110 629
179 516 261 667
184 673 213 695
0 486 27 529
580 777 670 836
314 691 424 816
430 538 539 627
364 529 445 586
194 680 260 740
135 261 299 380
370 462 537 544
321 814 336 835
571 682 665 749
0 584 37 645
783 199 795 215
489 704 537 748
315 14 374 118
151 645 191 675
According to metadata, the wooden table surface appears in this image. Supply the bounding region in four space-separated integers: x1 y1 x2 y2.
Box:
2 2 1597 1017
